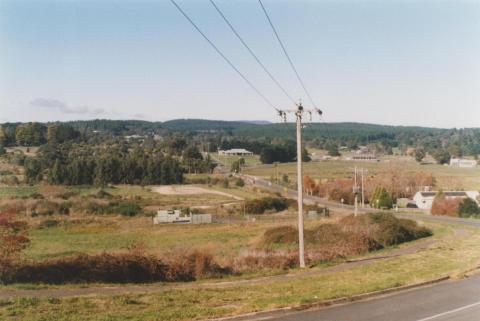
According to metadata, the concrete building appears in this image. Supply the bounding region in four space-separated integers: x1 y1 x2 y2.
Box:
450 158 477 168
413 191 480 210
153 210 212 224
350 154 379 162
218 148 253 156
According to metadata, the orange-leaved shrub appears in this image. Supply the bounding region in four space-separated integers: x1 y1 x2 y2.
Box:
0 208 30 283
431 193 463 217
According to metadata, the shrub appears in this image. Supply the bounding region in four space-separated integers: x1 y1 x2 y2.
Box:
31 200 59 216
0 209 30 283
58 202 71 215
431 192 462 216
235 178 245 187
39 219 59 229
4 251 231 284
94 189 113 199
56 191 79 200
117 201 141 217
245 197 289 214
222 179 229 189
458 198 480 218
259 213 431 269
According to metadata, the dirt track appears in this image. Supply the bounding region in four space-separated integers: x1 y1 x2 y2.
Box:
152 185 244 200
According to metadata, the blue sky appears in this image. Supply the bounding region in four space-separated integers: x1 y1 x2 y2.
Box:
1 0 479 127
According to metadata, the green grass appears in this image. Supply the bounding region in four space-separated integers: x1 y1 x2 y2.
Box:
2 222 480 321
0 186 38 198
23 218 277 261
244 158 480 190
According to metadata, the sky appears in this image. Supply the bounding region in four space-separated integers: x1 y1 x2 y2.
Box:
0 0 479 128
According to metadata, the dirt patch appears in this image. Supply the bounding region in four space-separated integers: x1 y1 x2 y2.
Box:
152 185 243 200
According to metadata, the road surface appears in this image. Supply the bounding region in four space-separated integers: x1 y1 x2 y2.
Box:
240 274 480 321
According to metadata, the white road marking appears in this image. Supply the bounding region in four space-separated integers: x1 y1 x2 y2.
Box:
415 301 480 321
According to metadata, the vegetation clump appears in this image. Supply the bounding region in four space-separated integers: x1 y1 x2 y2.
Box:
255 213 431 269
4 251 231 284
245 197 290 214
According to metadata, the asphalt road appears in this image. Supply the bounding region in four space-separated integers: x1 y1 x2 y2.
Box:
262 274 480 321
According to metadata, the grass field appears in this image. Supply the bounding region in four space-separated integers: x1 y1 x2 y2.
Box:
2 220 480 321
245 158 480 190
209 154 261 169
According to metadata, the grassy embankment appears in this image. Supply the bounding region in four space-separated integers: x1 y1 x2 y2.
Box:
1 220 479 321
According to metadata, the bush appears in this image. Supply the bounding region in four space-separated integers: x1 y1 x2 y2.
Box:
458 198 480 218
117 201 141 217
58 202 71 215
4 251 231 284
222 179 229 189
245 197 289 214
431 192 462 216
39 219 60 229
235 178 245 187
31 200 58 216
83 200 142 216
259 213 432 268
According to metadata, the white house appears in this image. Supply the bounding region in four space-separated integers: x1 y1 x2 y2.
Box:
218 148 253 156
450 158 477 168
413 191 479 210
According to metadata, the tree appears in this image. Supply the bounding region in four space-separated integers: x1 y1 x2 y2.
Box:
326 143 340 157
414 148 426 163
231 160 241 173
432 149 451 165
458 198 480 218
24 157 42 183
370 186 393 209
182 146 204 174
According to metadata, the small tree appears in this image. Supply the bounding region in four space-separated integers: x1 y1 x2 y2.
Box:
370 186 393 209
326 143 340 157
414 148 426 163
458 198 480 218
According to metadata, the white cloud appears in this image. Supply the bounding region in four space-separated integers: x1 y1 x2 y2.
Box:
30 98 107 115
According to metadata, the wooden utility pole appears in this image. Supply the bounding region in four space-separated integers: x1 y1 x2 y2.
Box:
295 107 305 268
361 168 365 208
277 103 322 269
354 166 358 216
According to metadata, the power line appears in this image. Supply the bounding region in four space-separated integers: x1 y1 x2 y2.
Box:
170 0 277 110
258 0 318 109
209 0 296 105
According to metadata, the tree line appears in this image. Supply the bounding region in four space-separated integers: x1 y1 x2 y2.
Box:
24 143 184 186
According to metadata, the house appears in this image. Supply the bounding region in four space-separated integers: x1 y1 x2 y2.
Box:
450 158 477 168
218 148 253 156
413 191 480 210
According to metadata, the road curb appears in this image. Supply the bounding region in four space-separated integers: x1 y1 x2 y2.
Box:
208 276 450 321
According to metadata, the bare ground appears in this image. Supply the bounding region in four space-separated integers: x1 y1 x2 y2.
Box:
152 185 244 200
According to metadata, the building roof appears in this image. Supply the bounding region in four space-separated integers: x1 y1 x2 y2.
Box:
221 148 252 153
419 191 468 198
